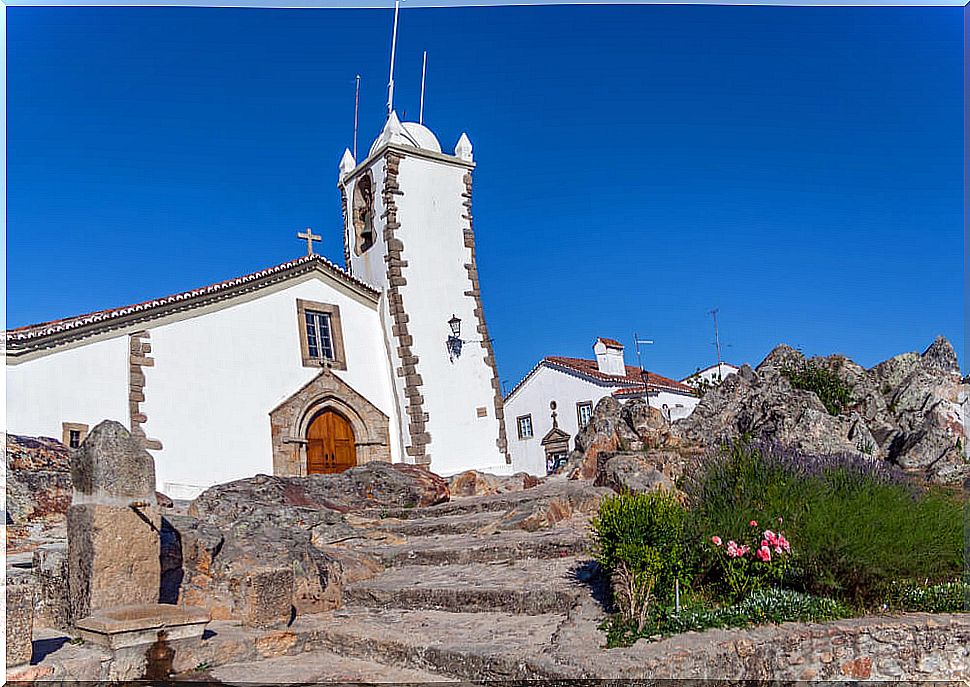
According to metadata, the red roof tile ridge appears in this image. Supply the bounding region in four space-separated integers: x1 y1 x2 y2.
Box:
7 254 378 342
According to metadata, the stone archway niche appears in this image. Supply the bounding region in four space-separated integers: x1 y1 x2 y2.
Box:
270 370 391 476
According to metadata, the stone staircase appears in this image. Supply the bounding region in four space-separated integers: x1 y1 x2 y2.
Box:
210 480 611 683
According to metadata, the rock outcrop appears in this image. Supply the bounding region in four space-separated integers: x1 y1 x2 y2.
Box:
575 337 967 486
677 337 966 483
165 462 451 622
5 434 72 549
448 470 541 497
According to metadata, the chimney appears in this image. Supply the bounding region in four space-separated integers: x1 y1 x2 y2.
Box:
594 338 626 376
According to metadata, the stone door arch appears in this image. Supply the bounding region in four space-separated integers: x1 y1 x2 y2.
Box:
270 370 391 476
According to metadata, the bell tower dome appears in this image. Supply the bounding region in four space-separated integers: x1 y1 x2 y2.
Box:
337 113 509 474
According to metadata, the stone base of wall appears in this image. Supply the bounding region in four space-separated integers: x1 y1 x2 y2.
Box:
599 612 970 680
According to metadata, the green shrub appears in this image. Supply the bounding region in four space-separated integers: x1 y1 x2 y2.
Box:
683 441 964 608
781 359 855 415
591 491 691 604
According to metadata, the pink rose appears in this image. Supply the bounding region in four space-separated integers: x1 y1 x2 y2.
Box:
749 520 758 527
764 530 776 544
756 545 771 562
737 544 750 557
726 540 740 557
761 539 769 549
711 536 723 546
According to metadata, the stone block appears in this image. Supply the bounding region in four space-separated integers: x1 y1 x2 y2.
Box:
68 503 161 621
75 603 210 650
71 420 157 501
33 543 71 630
239 567 295 629
6 576 35 667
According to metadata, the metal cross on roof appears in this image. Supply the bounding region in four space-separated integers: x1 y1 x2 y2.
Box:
297 227 321 256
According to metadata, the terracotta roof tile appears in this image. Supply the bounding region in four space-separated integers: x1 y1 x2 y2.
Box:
6 254 378 345
596 337 624 348
543 356 694 394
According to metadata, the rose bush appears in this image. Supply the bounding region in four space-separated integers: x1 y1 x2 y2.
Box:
710 518 792 601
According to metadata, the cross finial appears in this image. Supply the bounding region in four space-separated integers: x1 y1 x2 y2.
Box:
297 227 321 256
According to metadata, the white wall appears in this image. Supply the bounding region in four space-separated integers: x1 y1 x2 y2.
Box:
143 277 396 496
685 363 740 386
346 148 508 476
505 366 612 476
394 155 508 475
6 336 130 439
7 275 398 499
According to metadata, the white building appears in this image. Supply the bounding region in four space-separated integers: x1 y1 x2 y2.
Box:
504 337 699 476
681 362 741 389
6 113 511 498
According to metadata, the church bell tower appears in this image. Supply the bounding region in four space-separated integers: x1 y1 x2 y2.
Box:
337 112 510 475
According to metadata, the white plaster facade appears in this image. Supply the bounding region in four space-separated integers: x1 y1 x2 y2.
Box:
6 113 510 496
505 338 700 476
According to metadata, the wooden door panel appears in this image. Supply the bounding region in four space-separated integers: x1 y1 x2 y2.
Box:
306 411 357 475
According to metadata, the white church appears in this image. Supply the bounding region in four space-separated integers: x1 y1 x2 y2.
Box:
5 113 512 498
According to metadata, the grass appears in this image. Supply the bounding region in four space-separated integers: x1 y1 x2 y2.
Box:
602 588 852 647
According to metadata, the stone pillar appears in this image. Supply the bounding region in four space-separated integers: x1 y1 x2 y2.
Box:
6 576 36 667
68 420 161 622
33 543 71 630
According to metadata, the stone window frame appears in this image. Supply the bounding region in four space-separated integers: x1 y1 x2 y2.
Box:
62 422 89 449
576 400 594 430
296 299 347 370
516 414 534 440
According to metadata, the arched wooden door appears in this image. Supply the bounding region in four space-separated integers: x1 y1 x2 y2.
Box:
306 410 357 474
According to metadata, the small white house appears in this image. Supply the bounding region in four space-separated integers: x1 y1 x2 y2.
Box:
6 113 512 498
681 362 741 390
504 338 699 476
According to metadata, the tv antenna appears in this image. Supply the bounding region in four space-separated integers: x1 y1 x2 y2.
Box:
709 308 734 380
633 333 655 401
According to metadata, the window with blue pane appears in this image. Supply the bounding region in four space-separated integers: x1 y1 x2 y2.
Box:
305 311 335 361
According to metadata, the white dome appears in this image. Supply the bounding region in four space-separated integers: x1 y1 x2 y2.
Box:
369 113 443 157
400 122 442 153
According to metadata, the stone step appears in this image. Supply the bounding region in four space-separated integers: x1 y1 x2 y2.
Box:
354 526 589 567
344 556 590 615
379 480 608 521
372 510 511 536
310 606 583 680
208 647 453 684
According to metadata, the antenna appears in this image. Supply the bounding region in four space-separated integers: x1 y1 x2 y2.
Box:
386 0 401 115
419 50 427 125
633 333 655 404
353 74 361 160
710 308 723 379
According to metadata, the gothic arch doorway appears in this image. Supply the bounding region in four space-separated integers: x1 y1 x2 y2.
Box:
270 370 391 477
307 409 357 474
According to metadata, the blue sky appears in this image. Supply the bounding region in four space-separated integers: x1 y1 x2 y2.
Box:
6 6 964 387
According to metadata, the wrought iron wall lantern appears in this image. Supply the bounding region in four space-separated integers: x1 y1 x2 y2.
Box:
445 314 491 362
